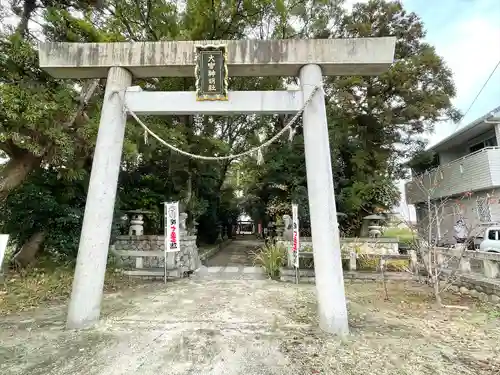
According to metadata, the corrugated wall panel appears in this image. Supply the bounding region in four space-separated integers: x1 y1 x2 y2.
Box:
406 148 500 204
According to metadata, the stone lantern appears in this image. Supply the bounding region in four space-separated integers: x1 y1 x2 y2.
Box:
362 214 385 238
126 209 153 236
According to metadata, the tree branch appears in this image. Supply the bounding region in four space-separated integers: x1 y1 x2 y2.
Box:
134 0 158 40
15 0 38 38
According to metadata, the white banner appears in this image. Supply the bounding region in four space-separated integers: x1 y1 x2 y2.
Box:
165 202 180 253
292 204 300 268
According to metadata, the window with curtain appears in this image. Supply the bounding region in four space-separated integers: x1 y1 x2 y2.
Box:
477 197 492 222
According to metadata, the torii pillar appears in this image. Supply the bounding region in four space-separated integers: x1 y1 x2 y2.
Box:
39 38 396 334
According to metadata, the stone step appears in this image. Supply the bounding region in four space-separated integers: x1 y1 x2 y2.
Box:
279 267 415 284
192 266 267 280
122 268 181 278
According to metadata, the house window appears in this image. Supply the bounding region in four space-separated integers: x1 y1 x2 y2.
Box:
469 136 497 153
485 137 497 147
470 142 484 153
477 197 492 222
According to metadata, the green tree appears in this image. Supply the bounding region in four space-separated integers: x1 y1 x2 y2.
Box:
0 0 307 264
2 168 88 267
0 1 117 199
242 0 460 233
0 0 461 264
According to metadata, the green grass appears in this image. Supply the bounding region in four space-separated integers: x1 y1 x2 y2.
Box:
382 227 416 244
0 259 139 315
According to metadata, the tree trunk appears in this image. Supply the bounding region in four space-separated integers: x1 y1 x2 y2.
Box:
0 152 42 200
432 275 443 307
16 0 37 38
186 171 193 206
13 231 46 268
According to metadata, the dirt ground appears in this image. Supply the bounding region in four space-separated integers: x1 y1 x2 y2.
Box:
1 279 499 375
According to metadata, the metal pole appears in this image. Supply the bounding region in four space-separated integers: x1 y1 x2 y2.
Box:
164 202 167 284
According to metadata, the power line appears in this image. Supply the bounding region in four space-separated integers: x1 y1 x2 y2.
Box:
453 59 500 132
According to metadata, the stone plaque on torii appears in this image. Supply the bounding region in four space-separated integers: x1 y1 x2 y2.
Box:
39 38 396 335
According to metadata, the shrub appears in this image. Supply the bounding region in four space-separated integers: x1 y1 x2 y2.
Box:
252 243 286 279
356 254 409 271
357 254 379 270
385 259 409 271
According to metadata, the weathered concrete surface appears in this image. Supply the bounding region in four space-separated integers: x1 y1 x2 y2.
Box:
39 38 396 78
124 90 304 115
300 63 348 335
1 280 500 375
66 66 132 330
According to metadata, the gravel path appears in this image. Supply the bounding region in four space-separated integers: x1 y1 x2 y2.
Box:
205 239 262 267
1 279 499 375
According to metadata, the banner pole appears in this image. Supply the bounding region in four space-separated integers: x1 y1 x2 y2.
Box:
292 203 300 284
164 202 167 284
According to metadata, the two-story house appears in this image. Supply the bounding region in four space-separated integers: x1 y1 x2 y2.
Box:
405 106 500 244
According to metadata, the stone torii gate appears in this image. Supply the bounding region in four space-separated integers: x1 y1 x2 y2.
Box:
39 38 395 335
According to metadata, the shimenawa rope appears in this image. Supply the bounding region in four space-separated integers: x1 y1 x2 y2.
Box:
115 85 321 162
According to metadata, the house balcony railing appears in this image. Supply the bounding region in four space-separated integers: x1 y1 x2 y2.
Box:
405 147 500 204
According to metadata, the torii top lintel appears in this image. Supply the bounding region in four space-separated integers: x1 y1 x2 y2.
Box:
39 37 396 79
